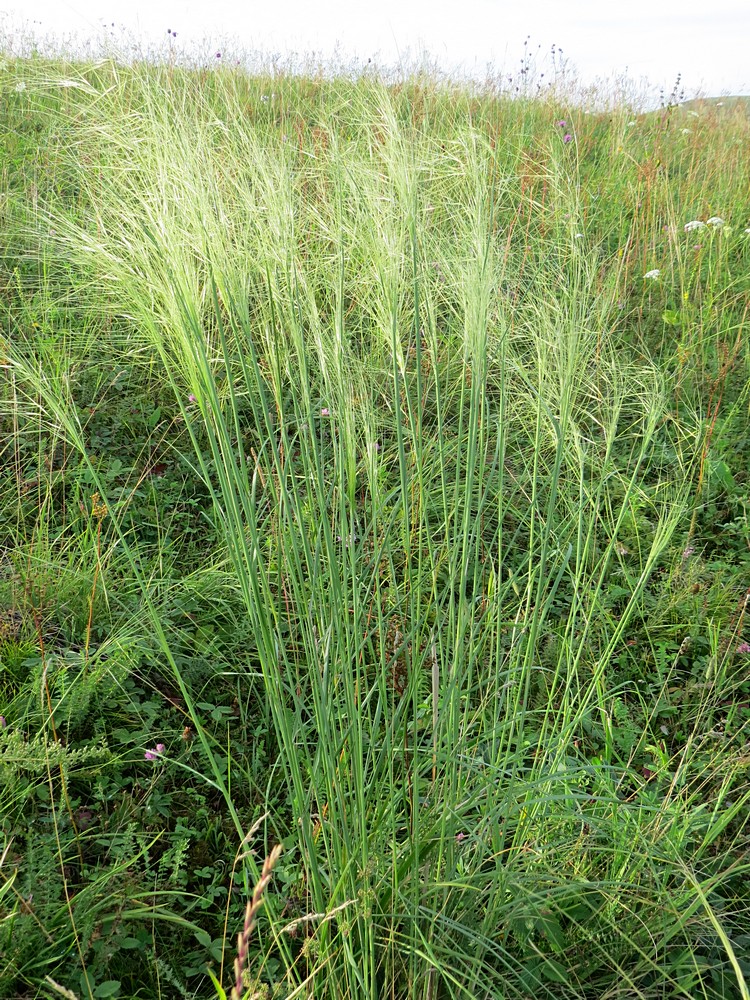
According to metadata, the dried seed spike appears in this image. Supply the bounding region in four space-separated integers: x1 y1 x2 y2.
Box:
230 844 282 1000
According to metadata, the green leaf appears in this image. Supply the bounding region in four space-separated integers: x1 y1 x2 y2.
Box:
93 982 122 998
536 914 566 953
120 936 145 950
661 309 680 326
712 458 736 493
210 937 226 962
540 957 569 983
206 968 228 1000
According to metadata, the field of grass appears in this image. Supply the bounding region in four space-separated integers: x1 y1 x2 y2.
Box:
0 50 749 1000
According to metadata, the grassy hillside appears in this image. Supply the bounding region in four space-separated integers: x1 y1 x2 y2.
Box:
1 53 749 1000
676 95 750 115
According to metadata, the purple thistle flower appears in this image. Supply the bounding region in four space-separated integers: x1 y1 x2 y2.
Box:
563 133 573 144
737 642 750 655
556 119 567 127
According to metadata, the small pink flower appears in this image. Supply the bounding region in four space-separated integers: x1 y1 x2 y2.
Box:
320 408 330 417
0 716 6 729
188 394 196 403
737 642 750 655
456 831 466 842
144 743 165 761
563 133 573 144
556 119 567 127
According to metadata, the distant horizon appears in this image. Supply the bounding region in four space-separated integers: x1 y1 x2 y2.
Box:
1 0 749 103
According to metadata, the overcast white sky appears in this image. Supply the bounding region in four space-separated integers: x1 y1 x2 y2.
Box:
2 0 748 99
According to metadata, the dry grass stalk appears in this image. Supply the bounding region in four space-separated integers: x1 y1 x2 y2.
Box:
231 843 283 1000
43 977 80 1000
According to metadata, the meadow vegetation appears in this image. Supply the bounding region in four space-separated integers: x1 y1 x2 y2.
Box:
0 48 749 1000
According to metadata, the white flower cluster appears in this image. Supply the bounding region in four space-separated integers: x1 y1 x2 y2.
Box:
685 217 725 232
644 269 661 280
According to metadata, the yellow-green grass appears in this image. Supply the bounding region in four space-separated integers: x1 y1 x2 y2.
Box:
1 52 749 1000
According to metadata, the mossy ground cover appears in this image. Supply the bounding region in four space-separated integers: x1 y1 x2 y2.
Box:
0 52 749 1000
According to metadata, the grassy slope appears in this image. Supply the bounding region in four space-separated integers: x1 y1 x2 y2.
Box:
0 55 749 1000
676 96 750 114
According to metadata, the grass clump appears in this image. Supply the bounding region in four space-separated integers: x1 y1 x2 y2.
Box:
0 52 749 1000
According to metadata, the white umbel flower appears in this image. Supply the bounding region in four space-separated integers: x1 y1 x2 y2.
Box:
706 216 725 226
644 269 661 279
684 220 706 232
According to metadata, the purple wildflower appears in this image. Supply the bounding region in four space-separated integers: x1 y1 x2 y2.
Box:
144 743 165 761
556 119 567 127
188 393 196 403
737 642 750 655
0 716 6 729
76 807 94 830
563 133 573 144
320 407 330 417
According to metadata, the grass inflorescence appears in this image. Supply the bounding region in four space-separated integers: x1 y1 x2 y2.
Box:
0 49 749 1000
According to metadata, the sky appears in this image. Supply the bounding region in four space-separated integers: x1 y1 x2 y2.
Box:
1 0 748 101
